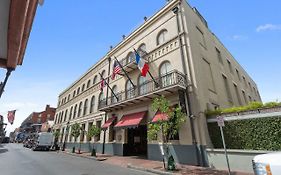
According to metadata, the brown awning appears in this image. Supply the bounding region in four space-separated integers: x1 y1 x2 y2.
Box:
114 111 146 129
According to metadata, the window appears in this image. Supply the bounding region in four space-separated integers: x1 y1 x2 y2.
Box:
202 58 216 92
127 52 135 64
90 96 95 113
111 86 118 104
234 84 242 106
248 82 252 91
236 69 241 81
59 112 63 123
242 90 247 104
55 114 58 124
227 60 233 74
80 124 85 142
243 76 247 87
137 44 146 57
96 121 101 141
100 70 105 80
73 90 76 98
82 84 85 92
160 61 172 87
157 29 168 45
77 87 80 95
83 99 88 116
64 110 68 122
196 27 206 48
69 107 73 120
88 122 93 141
215 47 223 64
86 80 91 88
99 93 105 107
68 94 70 101
248 95 252 102
108 117 116 142
73 104 77 119
222 75 233 104
126 80 135 99
93 75 97 85
78 102 83 117
253 87 257 96
139 76 148 95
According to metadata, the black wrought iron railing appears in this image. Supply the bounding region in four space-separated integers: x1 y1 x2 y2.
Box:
98 70 186 109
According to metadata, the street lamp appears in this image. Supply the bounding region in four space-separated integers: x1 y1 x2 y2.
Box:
62 121 70 151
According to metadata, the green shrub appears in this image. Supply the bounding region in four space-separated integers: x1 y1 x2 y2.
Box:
208 116 281 151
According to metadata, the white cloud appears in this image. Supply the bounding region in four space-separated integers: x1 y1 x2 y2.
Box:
231 35 248 41
256 24 281 32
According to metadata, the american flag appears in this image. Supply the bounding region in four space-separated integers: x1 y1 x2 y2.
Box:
111 60 121 80
7 110 16 125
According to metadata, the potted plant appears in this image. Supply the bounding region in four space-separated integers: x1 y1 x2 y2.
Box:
70 123 81 153
87 125 101 156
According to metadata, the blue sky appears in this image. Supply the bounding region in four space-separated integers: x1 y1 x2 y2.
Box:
1 0 281 134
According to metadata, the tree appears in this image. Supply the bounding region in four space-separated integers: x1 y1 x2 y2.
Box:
87 125 101 156
71 123 81 142
147 95 186 170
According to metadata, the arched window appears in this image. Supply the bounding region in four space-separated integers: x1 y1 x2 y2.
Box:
73 104 77 119
157 29 168 45
137 44 146 57
82 84 85 92
127 52 135 64
60 111 64 123
64 110 68 122
73 90 76 98
86 80 91 88
93 75 97 85
68 94 70 101
111 85 118 104
69 106 73 120
55 114 58 124
83 99 88 116
139 75 148 95
126 80 134 99
77 87 80 95
160 61 172 87
90 96 95 113
78 102 83 117
99 92 105 107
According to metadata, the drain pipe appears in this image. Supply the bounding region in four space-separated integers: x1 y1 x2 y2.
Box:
0 68 14 99
172 4 200 166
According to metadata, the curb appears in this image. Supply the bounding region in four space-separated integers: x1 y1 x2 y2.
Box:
62 151 97 161
127 164 180 175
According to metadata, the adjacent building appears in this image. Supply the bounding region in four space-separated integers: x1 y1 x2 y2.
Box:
53 0 261 165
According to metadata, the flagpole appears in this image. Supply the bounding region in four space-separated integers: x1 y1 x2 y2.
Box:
99 73 119 101
114 57 136 88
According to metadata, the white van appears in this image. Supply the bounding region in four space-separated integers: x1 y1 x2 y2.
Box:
252 152 281 175
32 132 53 151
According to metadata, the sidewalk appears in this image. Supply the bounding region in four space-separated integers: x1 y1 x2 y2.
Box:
63 150 253 175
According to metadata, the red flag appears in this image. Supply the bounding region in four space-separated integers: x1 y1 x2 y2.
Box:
111 60 121 80
100 79 105 91
7 110 16 125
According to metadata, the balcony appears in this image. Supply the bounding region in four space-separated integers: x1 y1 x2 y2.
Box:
98 70 187 112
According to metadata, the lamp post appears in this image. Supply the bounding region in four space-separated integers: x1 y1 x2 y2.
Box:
62 121 69 151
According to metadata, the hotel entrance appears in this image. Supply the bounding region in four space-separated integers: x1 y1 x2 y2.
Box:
125 125 147 156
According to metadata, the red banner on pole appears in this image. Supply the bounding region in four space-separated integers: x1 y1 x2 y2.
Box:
7 110 16 125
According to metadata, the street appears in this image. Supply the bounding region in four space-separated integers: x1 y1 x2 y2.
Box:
0 143 154 175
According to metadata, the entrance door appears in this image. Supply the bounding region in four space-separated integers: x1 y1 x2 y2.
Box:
125 125 147 156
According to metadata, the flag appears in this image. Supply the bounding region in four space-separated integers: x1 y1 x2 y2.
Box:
7 110 16 125
135 51 149 77
100 79 105 91
111 60 121 80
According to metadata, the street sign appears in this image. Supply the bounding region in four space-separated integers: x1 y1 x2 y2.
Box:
217 116 225 127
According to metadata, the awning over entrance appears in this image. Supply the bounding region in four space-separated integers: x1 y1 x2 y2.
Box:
151 111 169 123
114 111 146 129
101 117 116 130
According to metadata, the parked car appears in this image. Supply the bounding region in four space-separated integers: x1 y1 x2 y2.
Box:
2 137 10 143
32 132 53 151
252 152 281 175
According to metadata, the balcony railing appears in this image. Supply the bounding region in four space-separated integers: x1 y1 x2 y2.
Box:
98 70 186 110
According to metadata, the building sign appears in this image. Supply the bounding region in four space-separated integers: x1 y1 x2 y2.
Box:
217 116 225 127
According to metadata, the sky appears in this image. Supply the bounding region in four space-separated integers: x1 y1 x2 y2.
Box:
1 0 281 135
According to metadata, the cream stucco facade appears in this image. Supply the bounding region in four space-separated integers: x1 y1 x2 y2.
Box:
53 0 261 165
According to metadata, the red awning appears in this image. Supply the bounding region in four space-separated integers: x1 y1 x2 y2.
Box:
101 117 116 130
114 111 146 129
151 111 169 123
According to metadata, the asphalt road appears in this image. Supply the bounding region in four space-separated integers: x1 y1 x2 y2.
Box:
0 143 154 175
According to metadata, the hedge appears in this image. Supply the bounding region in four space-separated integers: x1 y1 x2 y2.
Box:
208 116 281 151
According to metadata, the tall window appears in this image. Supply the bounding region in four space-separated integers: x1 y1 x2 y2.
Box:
196 27 206 48
126 80 134 99
96 121 101 141
236 69 241 81
67 94 70 101
86 80 91 88
93 75 97 85
77 87 80 95
78 102 82 117
222 75 233 104
137 44 146 57
83 99 88 116
82 84 85 92
99 92 105 107
64 110 68 122
127 52 135 64
73 90 76 98
111 86 118 104
157 29 168 45
69 107 73 120
215 47 223 64
73 104 77 119
233 84 242 106
242 90 247 104
160 61 172 87
139 76 148 95
90 96 95 113
227 60 233 74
